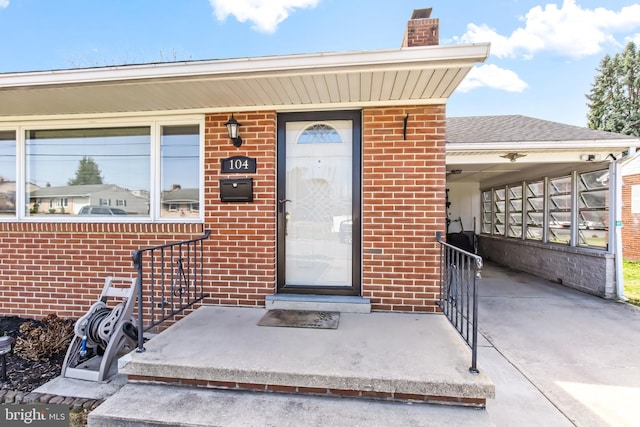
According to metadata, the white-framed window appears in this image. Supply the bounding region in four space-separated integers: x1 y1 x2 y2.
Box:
548 176 572 244
160 125 200 219
2 116 203 222
578 169 608 249
526 180 544 240
481 168 610 251
494 188 506 236
481 190 492 234
0 130 16 217
507 183 523 238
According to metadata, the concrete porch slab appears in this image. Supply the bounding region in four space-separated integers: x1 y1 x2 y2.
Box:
121 306 494 404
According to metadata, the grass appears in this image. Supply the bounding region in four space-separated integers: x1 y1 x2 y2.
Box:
623 260 640 306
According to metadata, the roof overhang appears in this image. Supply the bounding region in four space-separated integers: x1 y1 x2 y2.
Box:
446 139 639 188
0 43 490 121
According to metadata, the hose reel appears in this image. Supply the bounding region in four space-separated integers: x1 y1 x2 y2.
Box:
62 277 139 382
75 301 130 352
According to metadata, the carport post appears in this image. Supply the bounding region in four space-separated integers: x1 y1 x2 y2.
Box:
610 159 625 300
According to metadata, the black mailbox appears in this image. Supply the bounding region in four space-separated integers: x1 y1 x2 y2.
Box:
220 178 253 202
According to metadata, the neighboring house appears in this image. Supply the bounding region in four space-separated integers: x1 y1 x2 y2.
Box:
0 9 490 319
0 180 39 215
621 151 640 261
29 184 149 215
161 187 199 217
446 115 639 298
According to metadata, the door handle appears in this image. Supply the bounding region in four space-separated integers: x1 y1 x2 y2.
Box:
278 199 292 235
278 199 291 213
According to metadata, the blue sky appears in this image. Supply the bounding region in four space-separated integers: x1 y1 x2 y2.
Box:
1 0 640 127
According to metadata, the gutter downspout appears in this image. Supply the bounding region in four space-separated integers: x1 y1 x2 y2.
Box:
611 153 628 301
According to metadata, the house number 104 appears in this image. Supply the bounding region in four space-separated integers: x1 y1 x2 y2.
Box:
220 156 257 174
228 159 250 170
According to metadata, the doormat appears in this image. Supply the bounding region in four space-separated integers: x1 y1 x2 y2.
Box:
257 310 340 329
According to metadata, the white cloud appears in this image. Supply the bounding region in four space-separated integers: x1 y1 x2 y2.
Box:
209 0 320 33
456 0 640 59
626 33 640 46
0 0 9 9
457 64 528 93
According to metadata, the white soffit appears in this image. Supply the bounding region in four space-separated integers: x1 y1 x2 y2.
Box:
0 44 490 119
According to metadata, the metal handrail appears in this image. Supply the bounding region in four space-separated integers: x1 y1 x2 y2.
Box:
435 231 483 373
131 230 211 352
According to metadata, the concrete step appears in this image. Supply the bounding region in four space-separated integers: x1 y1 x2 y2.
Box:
88 383 494 427
265 294 371 313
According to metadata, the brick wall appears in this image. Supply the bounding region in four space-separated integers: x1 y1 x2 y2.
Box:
203 112 277 306
362 106 446 312
0 222 204 319
0 107 445 319
622 174 640 260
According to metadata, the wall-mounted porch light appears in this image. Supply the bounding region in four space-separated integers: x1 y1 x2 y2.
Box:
225 114 243 148
500 152 526 162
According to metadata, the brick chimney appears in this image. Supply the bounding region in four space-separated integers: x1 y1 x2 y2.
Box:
402 8 439 47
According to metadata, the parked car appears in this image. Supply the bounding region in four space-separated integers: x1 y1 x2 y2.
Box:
78 206 127 216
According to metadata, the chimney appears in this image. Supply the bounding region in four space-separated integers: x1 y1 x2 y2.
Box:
402 8 439 47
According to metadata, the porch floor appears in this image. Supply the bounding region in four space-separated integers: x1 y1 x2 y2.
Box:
89 305 494 426
118 305 494 404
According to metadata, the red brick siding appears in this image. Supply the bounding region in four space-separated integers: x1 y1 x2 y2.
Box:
622 174 640 260
0 222 204 319
0 107 445 319
362 106 446 312
203 112 277 306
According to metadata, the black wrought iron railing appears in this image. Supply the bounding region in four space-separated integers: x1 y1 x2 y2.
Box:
436 231 483 373
131 230 211 352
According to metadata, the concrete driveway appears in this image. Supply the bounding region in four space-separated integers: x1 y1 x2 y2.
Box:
479 262 640 427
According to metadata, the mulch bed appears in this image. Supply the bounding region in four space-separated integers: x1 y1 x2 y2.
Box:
0 316 68 393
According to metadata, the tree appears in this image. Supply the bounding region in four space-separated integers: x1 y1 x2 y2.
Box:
586 41 640 136
67 156 104 185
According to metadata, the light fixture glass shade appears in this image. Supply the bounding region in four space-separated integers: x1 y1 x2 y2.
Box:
225 115 240 139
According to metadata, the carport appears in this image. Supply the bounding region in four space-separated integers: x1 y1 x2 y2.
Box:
444 115 640 299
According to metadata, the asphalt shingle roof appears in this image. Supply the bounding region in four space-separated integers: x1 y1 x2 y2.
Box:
30 184 114 197
446 115 637 144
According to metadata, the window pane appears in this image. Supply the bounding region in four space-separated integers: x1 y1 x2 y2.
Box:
481 190 492 234
0 131 16 216
525 181 544 240
507 184 522 238
160 125 200 218
548 176 571 244
26 127 150 217
494 189 505 235
526 178 545 240
578 169 608 249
